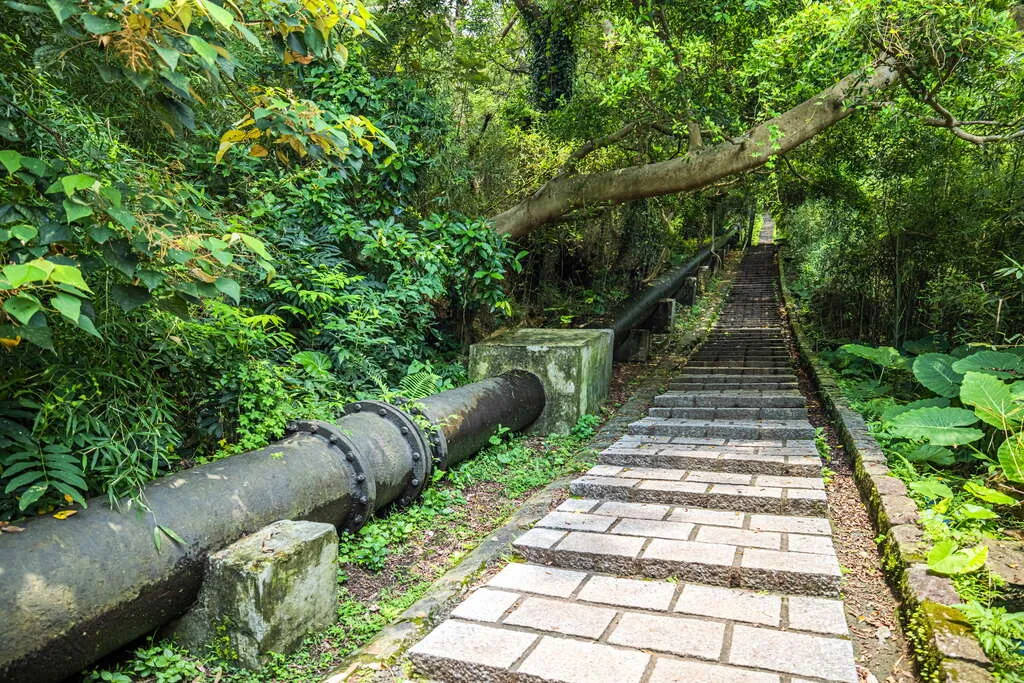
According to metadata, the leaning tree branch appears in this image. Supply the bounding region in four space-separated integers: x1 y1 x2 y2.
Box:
920 96 1024 145
491 58 899 239
557 121 642 176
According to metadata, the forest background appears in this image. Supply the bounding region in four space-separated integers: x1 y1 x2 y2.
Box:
0 0 1021 528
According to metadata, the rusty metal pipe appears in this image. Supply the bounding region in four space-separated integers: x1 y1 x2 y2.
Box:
0 372 545 682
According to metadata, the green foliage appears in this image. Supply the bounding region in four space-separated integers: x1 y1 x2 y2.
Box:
926 539 988 576
957 602 1024 676
84 643 201 683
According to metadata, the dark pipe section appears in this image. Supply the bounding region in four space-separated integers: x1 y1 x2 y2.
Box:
0 371 545 682
0 434 356 683
597 228 739 344
415 370 545 469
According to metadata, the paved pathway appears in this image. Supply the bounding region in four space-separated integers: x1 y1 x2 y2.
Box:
409 225 858 682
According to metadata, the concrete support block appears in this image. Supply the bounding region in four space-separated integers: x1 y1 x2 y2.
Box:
469 328 613 434
169 520 338 668
613 329 651 364
697 265 711 294
648 298 676 333
676 276 698 307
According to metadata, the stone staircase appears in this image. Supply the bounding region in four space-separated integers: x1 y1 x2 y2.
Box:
409 231 858 682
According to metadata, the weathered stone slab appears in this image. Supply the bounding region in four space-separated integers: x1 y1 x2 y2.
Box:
168 519 337 669
469 327 613 434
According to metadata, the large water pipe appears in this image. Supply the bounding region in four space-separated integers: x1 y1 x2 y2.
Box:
602 228 740 343
0 370 544 682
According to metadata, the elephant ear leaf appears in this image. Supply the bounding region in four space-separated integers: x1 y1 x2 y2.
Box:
959 371 1024 430
998 433 1024 484
927 540 988 576
840 344 908 369
886 407 983 446
951 351 1024 380
913 353 964 397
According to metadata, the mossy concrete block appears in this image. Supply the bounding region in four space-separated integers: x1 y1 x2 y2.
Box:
469 328 613 434
169 520 338 668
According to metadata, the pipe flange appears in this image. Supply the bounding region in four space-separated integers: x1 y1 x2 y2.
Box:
397 400 450 469
343 400 433 507
285 419 376 531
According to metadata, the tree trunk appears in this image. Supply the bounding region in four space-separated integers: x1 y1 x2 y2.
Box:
491 63 897 239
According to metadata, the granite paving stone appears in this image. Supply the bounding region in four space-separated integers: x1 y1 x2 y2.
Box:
408 242 861 683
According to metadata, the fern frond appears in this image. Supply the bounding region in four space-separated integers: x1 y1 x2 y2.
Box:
398 371 439 399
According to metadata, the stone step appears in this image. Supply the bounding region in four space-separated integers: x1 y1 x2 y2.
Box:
569 466 827 516
648 406 808 420
629 417 815 440
410 562 855 683
667 381 800 391
678 366 793 376
514 504 839 597
653 391 804 405
653 391 805 408
671 373 796 383
692 354 788 360
599 442 822 476
686 359 791 365
613 434 819 453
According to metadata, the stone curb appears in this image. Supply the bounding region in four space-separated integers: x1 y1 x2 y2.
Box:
322 253 745 682
776 252 993 683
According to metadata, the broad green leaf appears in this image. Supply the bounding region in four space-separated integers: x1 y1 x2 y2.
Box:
88 225 113 243
959 371 1024 430
106 207 138 229
11 224 37 243
997 433 1024 484
4 1 45 14
200 0 234 28
50 479 86 506
17 482 48 511
214 277 240 303
964 481 1017 506
136 270 165 290
882 397 949 422
927 541 988 575
153 44 181 71
958 503 999 520
63 199 93 223
908 479 954 500
840 343 907 369
187 35 219 65
81 13 121 34
3 468 44 493
0 150 22 173
239 233 273 260
906 445 955 465
45 0 77 22
3 294 41 325
110 284 151 312
2 262 49 288
50 264 91 292
952 351 1024 380
913 353 964 397
59 173 97 196
50 292 81 323
886 407 984 446
76 313 101 338
99 185 122 208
